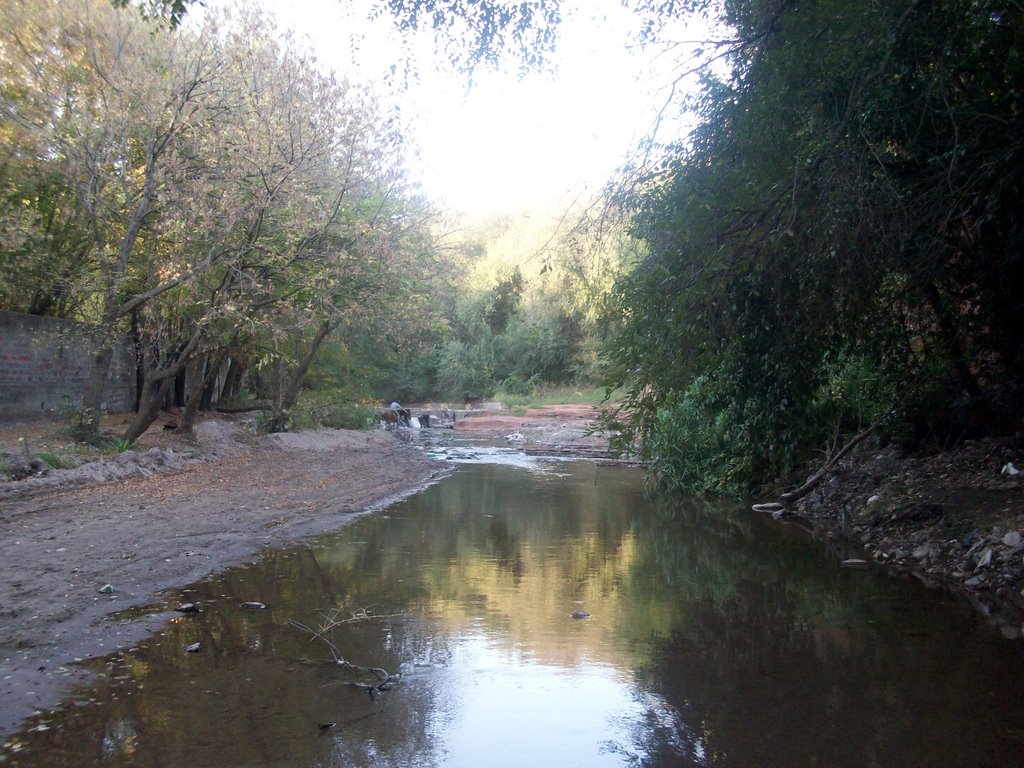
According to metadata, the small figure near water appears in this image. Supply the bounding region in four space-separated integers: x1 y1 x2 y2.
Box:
384 401 411 429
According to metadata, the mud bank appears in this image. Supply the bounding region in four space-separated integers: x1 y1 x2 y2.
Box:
782 438 1024 634
0 419 448 735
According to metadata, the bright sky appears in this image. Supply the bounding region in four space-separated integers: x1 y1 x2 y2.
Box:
249 1 702 214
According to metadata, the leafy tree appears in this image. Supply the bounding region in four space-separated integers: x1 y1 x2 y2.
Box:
1 0 444 439
372 0 563 75
610 0 1024 489
0 0 236 438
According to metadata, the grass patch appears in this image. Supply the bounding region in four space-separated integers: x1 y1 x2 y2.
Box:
492 383 623 410
36 452 76 470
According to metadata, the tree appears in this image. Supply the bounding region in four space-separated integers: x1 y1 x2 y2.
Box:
118 6 435 439
609 0 1024 490
372 0 563 75
0 0 234 438
1 0 444 440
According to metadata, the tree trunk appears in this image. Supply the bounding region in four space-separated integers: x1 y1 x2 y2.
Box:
178 351 226 434
75 344 115 440
220 355 246 403
173 366 188 407
121 329 204 442
175 354 206 434
131 307 144 412
199 357 220 410
123 376 174 443
267 320 336 432
924 280 981 401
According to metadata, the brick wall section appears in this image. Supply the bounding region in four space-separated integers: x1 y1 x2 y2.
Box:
0 311 135 422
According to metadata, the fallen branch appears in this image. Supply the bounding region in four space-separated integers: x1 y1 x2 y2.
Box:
289 607 403 699
779 415 888 505
214 401 272 413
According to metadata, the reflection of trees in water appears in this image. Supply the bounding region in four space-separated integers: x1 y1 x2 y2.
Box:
11 464 645 766
13 466 1024 767
629 497 1024 767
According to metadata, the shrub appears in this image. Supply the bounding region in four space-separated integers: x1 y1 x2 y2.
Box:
36 452 76 470
292 390 377 431
645 375 753 496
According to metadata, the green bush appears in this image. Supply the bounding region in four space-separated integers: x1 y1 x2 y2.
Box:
436 337 496 400
497 373 538 397
36 452 76 470
645 375 753 496
292 390 377 431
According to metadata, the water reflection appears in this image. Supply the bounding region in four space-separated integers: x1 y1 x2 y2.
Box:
5 462 1024 767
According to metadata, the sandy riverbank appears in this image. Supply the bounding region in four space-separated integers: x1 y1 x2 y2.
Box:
0 418 449 735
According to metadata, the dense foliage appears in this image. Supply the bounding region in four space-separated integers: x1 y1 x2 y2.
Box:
380 209 626 403
0 0 443 438
610 0 1024 491
5 0 1020 479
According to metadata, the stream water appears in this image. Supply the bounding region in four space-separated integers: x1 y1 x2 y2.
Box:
4 446 1024 767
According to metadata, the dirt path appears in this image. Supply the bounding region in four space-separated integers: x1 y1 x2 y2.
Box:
0 421 448 735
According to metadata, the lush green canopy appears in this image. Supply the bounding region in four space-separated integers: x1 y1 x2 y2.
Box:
611 0 1023 490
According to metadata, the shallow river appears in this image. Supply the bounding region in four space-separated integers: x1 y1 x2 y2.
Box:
5 449 1024 767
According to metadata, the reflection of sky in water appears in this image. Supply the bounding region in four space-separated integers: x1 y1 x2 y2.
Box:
428 637 660 767
423 626 696 765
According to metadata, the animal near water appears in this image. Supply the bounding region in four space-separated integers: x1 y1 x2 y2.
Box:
382 405 412 429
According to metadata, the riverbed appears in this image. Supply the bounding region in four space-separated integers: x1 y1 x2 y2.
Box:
4 448 1023 767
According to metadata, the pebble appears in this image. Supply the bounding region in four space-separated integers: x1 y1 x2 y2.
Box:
239 602 266 611
975 548 993 570
185 642 201 653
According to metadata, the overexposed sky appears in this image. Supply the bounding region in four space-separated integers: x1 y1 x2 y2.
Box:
225 0 703 213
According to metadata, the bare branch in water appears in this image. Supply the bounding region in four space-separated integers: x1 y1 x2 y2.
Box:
289 606 405 698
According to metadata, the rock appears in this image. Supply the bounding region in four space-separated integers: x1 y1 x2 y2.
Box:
975 547 993 570
1001 462 1020 476
890 502 943 523
841 558 870 569
185 642 201 653
961 530 981 548
175 603 199 614
1002 531 1022 548
239 601 266 611
912 544 935 561
867 494 881 505
97 584 114 595
964 576 983 588
999 624 1021 640
570 610 591 620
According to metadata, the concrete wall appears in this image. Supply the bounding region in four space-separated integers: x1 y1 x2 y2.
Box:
0 311 135 422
